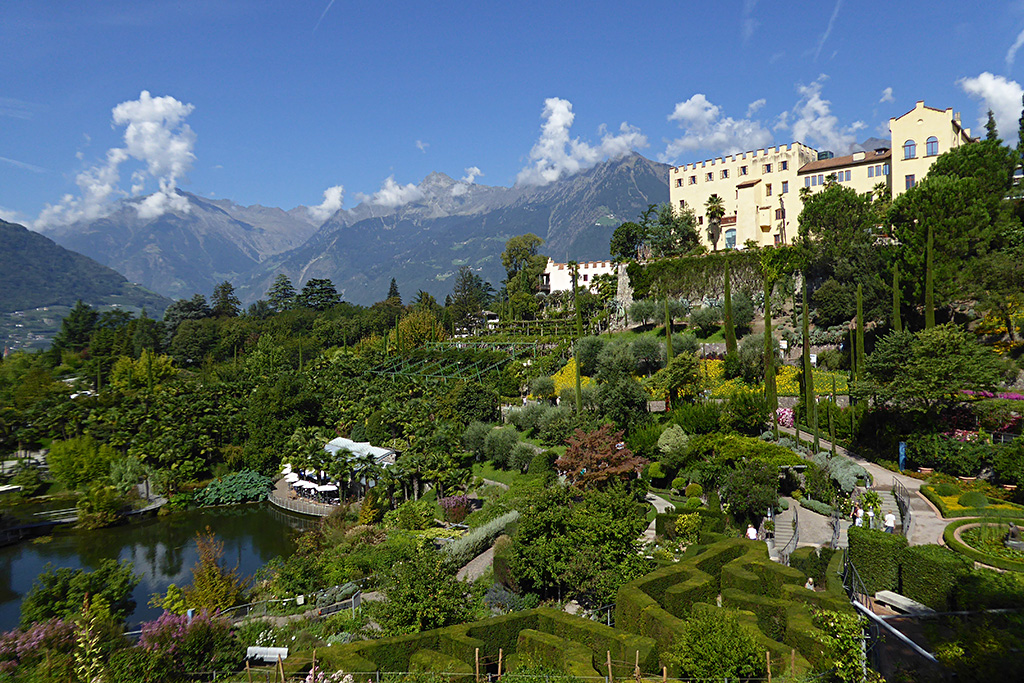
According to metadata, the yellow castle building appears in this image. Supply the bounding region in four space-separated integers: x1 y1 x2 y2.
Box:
668 101 974 251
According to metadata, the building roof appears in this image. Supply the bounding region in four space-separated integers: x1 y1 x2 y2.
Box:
736 178 762 188
798 148 891 174
325 437 397 466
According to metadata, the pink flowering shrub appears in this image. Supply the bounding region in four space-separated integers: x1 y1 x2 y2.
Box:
439 494 471 523
0 618 74 673
139 609 239 674
776 407 794 428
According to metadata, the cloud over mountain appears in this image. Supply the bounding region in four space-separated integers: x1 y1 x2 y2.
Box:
36 91 196 228
959 72 1024 140
516 97 647 186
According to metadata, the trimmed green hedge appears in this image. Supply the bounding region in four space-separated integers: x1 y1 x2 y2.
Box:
409 650 474 681
515 630 599 679
943 518 1024 573
653 508 726 538
790 547 837 587
798 498 835 516
847 526 907 593
899 545 972 611
921 485 1024 519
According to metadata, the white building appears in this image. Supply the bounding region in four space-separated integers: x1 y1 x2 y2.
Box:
539 259 616 294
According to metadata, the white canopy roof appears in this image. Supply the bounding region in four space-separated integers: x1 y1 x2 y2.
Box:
316 484 338 492
324 437 397 467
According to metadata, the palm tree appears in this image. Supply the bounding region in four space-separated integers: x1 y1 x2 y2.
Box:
704 194 725 252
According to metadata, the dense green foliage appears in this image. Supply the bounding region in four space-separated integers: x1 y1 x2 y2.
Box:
20 559 139 628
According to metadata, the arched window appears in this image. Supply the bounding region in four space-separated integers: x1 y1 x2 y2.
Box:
926 136 938 156
724 229 737 250
903 139 916 159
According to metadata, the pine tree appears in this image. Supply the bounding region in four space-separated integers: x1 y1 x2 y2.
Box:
1017 95 1024 170
570 262 583 412
388 277 402 304
925 221 935 329
723 258 737 355
986 109 999 142
891 262 902 333
267 273 296 311
210 280 240 317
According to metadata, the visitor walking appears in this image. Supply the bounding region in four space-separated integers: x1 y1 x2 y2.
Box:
854 506 864 527
884 511 897 533
746 524 758 540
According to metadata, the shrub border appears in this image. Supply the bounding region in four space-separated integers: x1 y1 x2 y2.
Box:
920 485 1024 518
942 517 1024 573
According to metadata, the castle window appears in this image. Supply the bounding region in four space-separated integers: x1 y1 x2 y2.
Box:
689 175 697 184
675 178 683 187
765 183 772 196
706 172 713 182
740 166 748 176
763 163 772 173
780 160 788 171
903 139 916 159
725 229 737 249
926 136 938 156
781 181 789 194
721 169 729 179
905 174 916 190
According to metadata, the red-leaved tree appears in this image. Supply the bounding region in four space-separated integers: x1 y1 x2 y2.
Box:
555 424 647 490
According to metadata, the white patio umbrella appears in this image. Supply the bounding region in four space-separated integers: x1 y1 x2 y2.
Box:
281 463 293 475
316 484 338 492
284 473 300 483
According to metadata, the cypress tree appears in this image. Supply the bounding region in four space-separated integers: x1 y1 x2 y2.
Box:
855 284 865 382
892 262 902 333
571 262 583 412
925 221 935 329
802 280 819 452
723 259 737 356
830 376 837 458
763 275 778 435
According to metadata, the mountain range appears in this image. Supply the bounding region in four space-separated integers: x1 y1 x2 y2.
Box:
38 153 671 306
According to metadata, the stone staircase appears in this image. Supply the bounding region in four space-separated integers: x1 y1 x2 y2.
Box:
768 504 798 562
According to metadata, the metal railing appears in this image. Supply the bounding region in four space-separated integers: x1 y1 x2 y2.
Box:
267 490 336 518
830 509 842 549
778 504 799 565
891 477 913 539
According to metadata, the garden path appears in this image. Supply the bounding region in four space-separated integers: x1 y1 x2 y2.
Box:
640 492 674 545
457 547 494 581
777 426 947 546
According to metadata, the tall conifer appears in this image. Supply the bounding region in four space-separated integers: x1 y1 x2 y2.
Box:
723 259 737 356
802 280 818 452
925 222 935 329
892 263 902 333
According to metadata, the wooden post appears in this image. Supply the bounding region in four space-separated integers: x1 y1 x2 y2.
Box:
246 661 253 683
276 654 285 683
311 649 317 680
607 651 614 683
634 650 641 683
766 650 771 682
475 647 480 683
498 648 503 680
661 666 667 683
791 648 796 674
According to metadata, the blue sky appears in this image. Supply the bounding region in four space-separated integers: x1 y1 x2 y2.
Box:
5 0 1024 227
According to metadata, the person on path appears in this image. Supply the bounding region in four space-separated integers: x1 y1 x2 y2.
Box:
746 524 758 540
884 511 897 533
855 507 864 527
867 508 875 530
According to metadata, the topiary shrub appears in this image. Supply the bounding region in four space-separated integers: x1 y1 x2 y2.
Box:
675 514 701 546
957 490 989 508
671 477 687 491
900 545 972 611
934 482 960 497
847 526 907 594
684 482 703 499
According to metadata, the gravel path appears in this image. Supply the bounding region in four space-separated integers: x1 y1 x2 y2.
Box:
640 492 674 545
457 547 495 581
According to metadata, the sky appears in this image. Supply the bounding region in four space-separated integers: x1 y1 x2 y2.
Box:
5 1 1024 228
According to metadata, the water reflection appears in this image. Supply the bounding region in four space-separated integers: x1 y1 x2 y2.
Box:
0 502 313 630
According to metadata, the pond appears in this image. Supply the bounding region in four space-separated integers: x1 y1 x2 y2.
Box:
0 502 316 631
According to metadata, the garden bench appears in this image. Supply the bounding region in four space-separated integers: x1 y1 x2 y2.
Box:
873 590 934 616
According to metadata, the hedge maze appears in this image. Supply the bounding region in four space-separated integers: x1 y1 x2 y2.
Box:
309 537 853 679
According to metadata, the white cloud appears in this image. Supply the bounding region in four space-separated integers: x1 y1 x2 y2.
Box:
660 93 773 162
35 91 196 228
1008 28 1024 70
814 0 843 61
0 207 22 222
746 98 767 117
741 0 758 42
452 166 483 197
366 176 424 208
959 72 1024 139
307 185 345 223
879 87 894 104
516 97 647 186
0 156 46 173
0 97 44 120
781 75 863 153
416 139 429 153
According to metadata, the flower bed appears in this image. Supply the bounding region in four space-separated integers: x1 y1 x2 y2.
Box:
921 485 1024 519
943 518 1024 572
